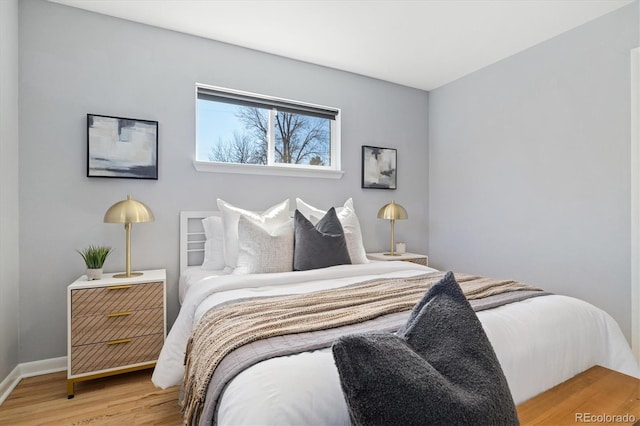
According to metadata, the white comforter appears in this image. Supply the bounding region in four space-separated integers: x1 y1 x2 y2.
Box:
153 262 640 425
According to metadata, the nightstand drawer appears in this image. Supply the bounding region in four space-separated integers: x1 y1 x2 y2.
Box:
70 333 164 375
406 258 428 266
71 307 164 346
71 282 163 317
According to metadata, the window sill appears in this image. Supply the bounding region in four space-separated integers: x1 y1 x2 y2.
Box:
193 161 344 179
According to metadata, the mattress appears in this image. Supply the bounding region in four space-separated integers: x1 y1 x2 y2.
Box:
155 262 640 425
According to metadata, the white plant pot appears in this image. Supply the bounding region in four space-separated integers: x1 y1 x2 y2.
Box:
86 268 103 281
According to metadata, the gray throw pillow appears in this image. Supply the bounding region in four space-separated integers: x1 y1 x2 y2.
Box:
332 271 519 426
293 208 351 271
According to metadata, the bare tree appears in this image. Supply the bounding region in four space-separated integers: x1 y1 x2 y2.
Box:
274 112 329 164
237 107 329 165
209 131 264 164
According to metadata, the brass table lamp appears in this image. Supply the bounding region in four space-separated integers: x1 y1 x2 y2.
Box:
377 200 408 256
104 195 154 278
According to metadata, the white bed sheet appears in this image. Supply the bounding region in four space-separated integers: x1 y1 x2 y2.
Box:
179 266 227 304
154 262 640 425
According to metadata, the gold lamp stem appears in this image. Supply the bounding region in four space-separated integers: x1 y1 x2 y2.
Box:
113 222 142 278
389 218 397 256
124 222 132 277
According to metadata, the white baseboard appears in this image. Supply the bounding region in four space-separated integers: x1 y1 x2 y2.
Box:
0 366 21 406
0 356 67 406
18 356 67 378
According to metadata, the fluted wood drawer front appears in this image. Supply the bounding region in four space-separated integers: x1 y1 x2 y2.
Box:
72 282 162 317
406 258 428 266
70 333 164 375
71 308 163 346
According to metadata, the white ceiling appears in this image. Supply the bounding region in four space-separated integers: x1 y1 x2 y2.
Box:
49 0 633 91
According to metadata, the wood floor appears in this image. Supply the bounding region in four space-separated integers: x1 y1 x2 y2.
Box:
2 365 638 425
0 369 183 425
516 365 640 426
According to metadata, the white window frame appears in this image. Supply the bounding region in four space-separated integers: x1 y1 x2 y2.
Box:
194 84 343 179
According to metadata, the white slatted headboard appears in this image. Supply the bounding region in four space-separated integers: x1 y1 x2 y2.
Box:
180 211 218 273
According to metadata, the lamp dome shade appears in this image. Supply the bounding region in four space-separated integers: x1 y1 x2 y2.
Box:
377 201 408 220
104 195 154 224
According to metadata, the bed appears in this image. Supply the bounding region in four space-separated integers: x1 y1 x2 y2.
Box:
153 199 640 425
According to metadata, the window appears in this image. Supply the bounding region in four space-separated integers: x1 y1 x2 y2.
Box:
195 85 342 178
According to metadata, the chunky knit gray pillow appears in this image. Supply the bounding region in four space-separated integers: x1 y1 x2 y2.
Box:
332 271 519 426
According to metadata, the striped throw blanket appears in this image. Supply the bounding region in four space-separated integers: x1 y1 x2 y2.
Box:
182 271 543 424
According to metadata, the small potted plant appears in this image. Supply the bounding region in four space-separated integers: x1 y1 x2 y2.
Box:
77 245 112 280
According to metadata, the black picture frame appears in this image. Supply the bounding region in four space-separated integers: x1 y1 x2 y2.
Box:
87 113 158 179
361 145 397 189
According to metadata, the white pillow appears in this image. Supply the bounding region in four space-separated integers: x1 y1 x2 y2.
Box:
201 216 225 270
217 198 290 269
234 215 294 275
296 198 369 264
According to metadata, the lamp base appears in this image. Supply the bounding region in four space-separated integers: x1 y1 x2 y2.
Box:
113 271 144 278
383 253 402 256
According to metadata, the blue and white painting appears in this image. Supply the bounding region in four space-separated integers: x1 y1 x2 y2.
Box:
87 114 158 179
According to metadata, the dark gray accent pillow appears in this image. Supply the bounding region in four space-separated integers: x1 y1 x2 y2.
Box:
332 271 519 426
293 208 351 271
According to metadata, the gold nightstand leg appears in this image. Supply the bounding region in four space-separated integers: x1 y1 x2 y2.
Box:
67 379 75 399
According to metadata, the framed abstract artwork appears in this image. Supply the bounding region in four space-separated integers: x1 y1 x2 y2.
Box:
361 145 397 189
87 114 158 179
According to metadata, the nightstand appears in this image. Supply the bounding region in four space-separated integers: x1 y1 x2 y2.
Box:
367 252 429 266
67 269 166 398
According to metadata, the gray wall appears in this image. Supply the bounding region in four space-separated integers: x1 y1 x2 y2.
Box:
429 2 639 342
0 0 20 380
18 0 429 362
